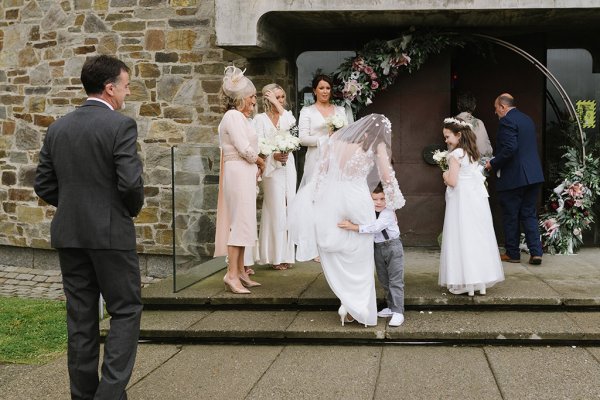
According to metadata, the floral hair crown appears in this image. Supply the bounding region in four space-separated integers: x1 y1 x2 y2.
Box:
443 117 473 129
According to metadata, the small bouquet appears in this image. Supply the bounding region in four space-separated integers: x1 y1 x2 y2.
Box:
259 128 301 166
432 149 449 171
479 154 492 177
325 115 347 133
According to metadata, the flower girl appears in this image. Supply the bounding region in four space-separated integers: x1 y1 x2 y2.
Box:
438 117 504 296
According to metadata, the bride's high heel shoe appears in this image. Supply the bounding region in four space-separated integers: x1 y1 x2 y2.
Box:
223 275 251 294
449 285 475 296
239 274 261 288
338 305 354 326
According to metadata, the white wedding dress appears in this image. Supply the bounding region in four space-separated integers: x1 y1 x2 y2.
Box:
439 148 504 292
289 114 405 326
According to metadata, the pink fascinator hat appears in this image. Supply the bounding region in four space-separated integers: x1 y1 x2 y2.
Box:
222 65 255 99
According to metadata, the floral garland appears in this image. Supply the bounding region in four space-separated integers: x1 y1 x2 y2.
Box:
332 29 468 115
539 142 600 254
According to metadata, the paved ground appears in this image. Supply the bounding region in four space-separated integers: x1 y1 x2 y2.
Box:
1 248 600 399
1 343 600 399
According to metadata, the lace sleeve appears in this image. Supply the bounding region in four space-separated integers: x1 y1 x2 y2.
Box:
382 172 406 210
375 143 405 210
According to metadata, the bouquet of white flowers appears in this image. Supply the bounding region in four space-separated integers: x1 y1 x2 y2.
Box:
432 149 449 171
259 128 301 166
325 115 347 133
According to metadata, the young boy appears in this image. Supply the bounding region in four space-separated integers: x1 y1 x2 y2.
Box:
337 183 405 327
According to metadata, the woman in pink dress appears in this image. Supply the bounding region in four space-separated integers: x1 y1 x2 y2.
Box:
214 66 265 294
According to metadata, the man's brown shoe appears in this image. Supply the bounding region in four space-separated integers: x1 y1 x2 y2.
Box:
500 254 521 263
529 256 542 265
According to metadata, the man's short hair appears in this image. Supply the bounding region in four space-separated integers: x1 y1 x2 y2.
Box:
81 55 130 95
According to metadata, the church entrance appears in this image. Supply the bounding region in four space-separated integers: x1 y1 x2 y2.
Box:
297 35 547 246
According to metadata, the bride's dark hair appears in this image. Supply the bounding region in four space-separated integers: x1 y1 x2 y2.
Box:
443 118 480 162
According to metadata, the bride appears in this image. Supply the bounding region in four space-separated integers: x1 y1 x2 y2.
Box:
289 114 405 326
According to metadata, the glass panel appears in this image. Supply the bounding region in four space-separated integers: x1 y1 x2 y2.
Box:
171 144 225 292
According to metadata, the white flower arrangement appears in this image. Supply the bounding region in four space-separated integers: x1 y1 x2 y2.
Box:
325 115 347 133
432 149 449 171
258 127 301 166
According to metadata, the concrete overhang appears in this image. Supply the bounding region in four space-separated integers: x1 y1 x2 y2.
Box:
215 1 600 58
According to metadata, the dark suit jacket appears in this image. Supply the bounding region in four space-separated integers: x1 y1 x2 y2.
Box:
34 100 144 250
489 107 544 191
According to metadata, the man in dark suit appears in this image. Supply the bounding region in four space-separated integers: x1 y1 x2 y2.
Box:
35 55 144 400
486 93 544 265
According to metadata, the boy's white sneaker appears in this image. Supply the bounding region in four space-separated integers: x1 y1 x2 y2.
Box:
389 313 405 327
377 308 393 318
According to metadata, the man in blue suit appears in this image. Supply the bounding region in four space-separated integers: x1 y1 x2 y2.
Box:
485 93 544 265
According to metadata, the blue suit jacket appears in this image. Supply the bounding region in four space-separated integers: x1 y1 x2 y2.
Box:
490 108 544 191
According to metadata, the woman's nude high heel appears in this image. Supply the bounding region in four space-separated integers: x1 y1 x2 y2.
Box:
239 274 261 288
223 275 251 294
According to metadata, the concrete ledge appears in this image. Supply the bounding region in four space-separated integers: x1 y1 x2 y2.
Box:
105 309 600 344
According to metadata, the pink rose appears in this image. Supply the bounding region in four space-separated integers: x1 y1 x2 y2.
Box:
363 66 374 75
567 182 585 198
371 81 379 90
370 73 378 80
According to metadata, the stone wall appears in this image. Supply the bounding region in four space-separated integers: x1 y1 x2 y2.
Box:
0 0 295 267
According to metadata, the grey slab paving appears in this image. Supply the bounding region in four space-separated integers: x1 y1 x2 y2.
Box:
105 310 211 338
138 248 600 309
1 355 70 399
375 346 502 400
485 346 600 400
297 272 339 305
211 263 324 305
286 311 387 340
247 345 381 400
0 363 36 391
187 310 298 338
565 312 600 340
127 345 283 400
0 344 181 400
392 310 584 341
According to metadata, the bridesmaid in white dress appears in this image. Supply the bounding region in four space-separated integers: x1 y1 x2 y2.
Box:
251 84 297 270
298 74 350 185
290 114 405 327
439 117 504 296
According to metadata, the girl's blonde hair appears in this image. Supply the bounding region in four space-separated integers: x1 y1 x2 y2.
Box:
443 117 480 162
262 83 286 114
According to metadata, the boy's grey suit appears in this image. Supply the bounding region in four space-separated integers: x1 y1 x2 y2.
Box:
35 100 144 400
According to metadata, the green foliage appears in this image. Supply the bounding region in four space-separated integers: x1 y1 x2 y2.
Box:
539 122 600 254
0 297 67 364
332 29 468 116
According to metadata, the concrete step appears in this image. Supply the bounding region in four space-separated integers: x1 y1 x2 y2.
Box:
142 251 600 310
101 309 600 345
